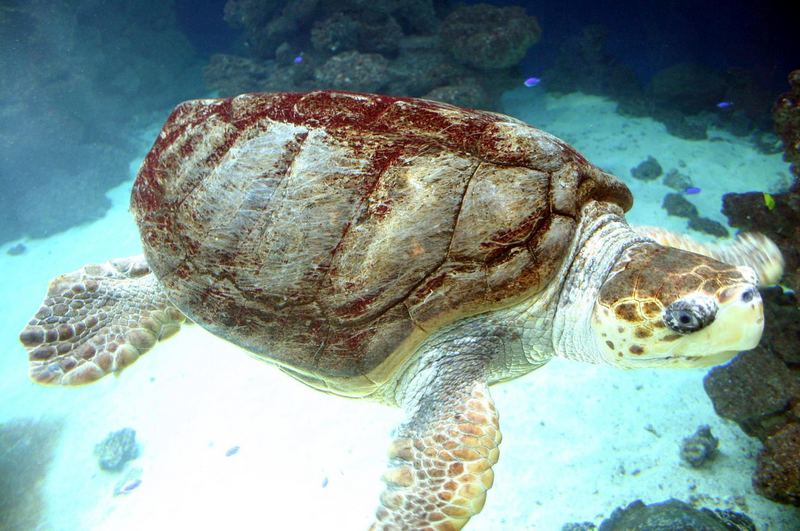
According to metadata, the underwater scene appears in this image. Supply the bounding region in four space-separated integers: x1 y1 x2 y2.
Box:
1 1 799 529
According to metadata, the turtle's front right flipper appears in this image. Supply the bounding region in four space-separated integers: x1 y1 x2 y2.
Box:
19 255 185 385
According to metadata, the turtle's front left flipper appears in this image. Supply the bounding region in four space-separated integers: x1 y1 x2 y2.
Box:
19 255 185 385
632 225 785 286
371 363 500 530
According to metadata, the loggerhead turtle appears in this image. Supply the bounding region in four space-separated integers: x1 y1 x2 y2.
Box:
19 91 783 530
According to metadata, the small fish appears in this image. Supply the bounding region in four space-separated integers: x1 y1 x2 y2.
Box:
225 445 240 457
523 77 541 87
716 101 733 109
763 192 776 210
114 478 141 496
293 55 303 64
684 186 702 195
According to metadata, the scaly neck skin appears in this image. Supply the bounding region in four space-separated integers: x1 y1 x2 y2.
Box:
550 202 648 365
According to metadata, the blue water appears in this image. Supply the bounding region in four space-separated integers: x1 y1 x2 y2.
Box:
1 1 797 529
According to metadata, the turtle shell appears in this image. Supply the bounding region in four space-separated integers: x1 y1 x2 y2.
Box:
132 90 632 395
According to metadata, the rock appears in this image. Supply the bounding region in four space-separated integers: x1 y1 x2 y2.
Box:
703 349 800 441
440 4 541 70
722 190 800 293
314 51 389 92
662 193 698 219
597 499 755 531
650 63 727 115
544 25 643 104
773 70 800 184
760 287 800 366
6 243 26 256
204 54 273 96
659 110 709 140
680 425 719 468
95 428 140 472
631 156 663 181
424 83 489 109
386 41 469 96
688 216 729 238
310 13 359 54
561 523 597 531
753 422 800 506
357 15 404 55
663 170 693 191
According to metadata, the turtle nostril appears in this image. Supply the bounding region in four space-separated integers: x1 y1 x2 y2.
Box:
741 288 756 303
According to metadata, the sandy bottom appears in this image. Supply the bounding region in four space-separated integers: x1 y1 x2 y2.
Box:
1 90 798 530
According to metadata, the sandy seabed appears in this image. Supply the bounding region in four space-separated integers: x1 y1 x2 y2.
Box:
1 89 798 530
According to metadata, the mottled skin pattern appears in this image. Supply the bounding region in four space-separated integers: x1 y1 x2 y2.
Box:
18 91 783 530
20 257 183 384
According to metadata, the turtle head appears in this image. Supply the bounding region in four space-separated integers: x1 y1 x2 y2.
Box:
591 242 763 368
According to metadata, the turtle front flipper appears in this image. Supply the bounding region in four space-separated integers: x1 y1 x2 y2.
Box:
19 255 185 385
372 377 500 530
632 225 784 286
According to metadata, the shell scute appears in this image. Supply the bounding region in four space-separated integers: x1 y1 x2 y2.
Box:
132 91 631 389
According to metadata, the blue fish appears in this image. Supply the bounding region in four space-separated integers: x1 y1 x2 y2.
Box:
114 479 141 496
293 55 303 64
684 186 702 194
225 445 240 457
523 77 541 87
716 101 733 109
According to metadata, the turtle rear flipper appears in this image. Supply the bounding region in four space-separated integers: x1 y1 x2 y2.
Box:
633 225 785 286
19 255 184 385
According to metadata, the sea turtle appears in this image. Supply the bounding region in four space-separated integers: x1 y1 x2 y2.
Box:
19 90 783 530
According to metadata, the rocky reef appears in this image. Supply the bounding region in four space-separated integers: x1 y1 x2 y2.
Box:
703 72 800 508
544 23 779 145
0 0 202 245
561 498 756 530
205 1 541 110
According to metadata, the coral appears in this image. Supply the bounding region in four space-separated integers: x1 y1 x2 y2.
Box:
753 422 800 506
680 425 719 468
214 0 526 110
596 499 755 530
440 4 540 70
95 427 140 472
314 51 389 92
631 156 663 181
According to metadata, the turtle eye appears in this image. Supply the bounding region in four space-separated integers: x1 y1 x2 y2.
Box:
664 296 717 334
